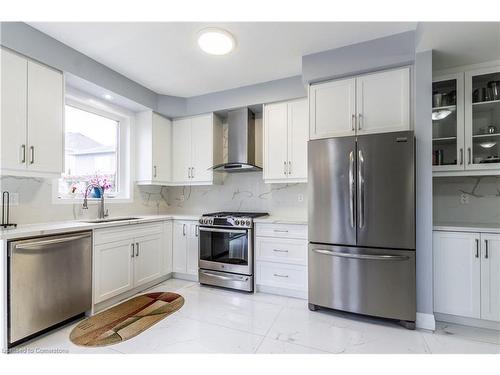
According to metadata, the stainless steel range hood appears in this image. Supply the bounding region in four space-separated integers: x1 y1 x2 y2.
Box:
212 107 262 173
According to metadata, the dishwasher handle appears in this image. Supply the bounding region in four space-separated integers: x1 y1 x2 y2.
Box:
11 233 91 252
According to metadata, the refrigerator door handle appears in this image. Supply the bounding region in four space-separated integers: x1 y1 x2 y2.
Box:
348 150 355 228
358 149 365 229
312 248 409 261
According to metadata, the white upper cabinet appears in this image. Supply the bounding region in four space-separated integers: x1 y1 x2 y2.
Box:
309 67 411 140
1 48 27 172
136 110 172 185
1 48 64 177
171 113 222 185
264 102 288 181
309 77 356 139
433 62 500 176
172 118 192 184
264 98 308 183
356 67 410 135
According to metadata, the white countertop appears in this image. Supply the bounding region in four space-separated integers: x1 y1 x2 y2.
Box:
253 216 308 225
0 214 202 240
434 222 500 234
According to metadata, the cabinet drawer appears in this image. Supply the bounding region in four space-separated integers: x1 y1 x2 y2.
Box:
256 237 307 265
256 262 307 291
255 223 307 239
94 222 163 245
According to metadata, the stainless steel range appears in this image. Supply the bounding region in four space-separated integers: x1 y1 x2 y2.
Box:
198 212 268 292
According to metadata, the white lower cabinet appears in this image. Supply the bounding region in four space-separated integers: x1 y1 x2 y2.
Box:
433 230 500 322
255 223 308 298
93 222 169 304
172 220 199 279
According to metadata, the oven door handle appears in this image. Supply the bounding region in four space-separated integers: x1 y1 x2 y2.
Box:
199 227 248 234
200 270 250 281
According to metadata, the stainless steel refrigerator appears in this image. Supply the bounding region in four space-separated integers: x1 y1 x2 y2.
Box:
308 131 416 328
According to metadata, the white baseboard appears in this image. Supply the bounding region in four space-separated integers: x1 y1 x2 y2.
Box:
416 312 436 331
435 313 500 330
172 272 199 282
256 285 307 299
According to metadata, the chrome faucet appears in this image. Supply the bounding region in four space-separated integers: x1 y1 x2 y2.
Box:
82 184 109 219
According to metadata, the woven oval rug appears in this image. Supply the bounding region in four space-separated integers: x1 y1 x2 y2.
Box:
70 292 184 347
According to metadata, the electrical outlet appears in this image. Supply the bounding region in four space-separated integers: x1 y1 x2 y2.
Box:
298 194 304 202
1 192 19 206
460 193 470 204
179 195 185 202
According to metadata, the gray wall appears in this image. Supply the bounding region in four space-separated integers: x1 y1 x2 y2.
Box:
433 176 500 225
302 31 415 84
414 50 434 315
0 22 158 109
181 76 306 117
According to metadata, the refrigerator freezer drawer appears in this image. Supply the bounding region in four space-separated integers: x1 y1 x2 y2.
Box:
308 243 416 322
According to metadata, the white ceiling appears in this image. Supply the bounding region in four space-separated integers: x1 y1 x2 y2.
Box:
28 22 417 97
28 22 500 97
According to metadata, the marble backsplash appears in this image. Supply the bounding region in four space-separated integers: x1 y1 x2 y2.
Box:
164 172 308 218
0 175 170 225
433 176 500 225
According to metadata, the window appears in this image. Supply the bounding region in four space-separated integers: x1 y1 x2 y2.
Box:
56 91 132 202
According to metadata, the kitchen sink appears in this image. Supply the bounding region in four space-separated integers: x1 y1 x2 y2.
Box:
80 217 141 223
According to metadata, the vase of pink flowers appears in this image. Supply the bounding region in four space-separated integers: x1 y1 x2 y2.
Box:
89 175 113 198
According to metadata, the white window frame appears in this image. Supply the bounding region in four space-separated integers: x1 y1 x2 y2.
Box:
53 87 134 204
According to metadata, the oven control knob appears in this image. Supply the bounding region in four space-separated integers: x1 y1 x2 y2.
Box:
235 219 240 225
209 219 213 225
246 220 251 226
199 219 203 224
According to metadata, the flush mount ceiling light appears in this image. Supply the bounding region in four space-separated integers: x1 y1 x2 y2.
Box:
432 109 452 121
197 28 236 55
103 94 113 101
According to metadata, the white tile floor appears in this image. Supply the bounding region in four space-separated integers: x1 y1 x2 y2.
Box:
11 279 500 354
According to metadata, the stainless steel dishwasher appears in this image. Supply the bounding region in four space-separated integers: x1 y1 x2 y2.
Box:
8 231 92 346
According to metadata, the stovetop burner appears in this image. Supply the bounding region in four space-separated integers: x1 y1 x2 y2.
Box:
200 212 268 228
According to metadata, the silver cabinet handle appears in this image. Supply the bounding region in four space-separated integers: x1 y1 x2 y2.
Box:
348 150 355 228
29 146 34 164
192 167 195 178
468 147 472 165
20 144 26 164
273 229 289 233
476 239 480 258
188 167 191 179
283 161 287 176
288 161 292 175
358 113 363 130
312 248 409 261
358 149 365 229
459 148 464 165
273 249 289 253
131 243 135 258
136 242 139 257
351 114 356 131
183 223 186 236
273 273 289 278
196 225 199 237
485 239 489 259
153 165 157 178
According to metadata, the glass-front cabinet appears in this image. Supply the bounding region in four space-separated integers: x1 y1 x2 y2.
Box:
432 73 464 171
465 67 500 170
433 64 500 175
